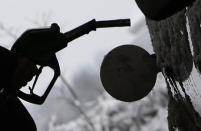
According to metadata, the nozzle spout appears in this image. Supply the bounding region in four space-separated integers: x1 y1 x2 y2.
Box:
64 19 131 43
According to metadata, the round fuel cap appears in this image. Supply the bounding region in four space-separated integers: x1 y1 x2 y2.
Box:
100 45 158 102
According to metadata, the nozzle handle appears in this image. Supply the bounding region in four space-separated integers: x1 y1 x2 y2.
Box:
17 54 60 105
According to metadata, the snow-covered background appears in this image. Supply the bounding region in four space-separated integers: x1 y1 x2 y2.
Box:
0 0 169 130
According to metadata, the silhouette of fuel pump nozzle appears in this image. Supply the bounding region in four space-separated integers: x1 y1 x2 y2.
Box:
11 19 131 104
